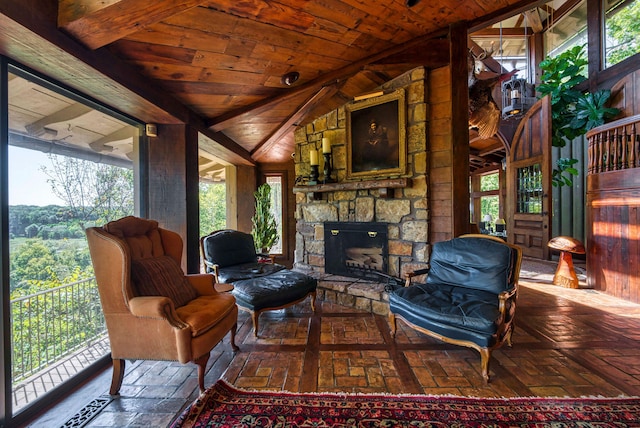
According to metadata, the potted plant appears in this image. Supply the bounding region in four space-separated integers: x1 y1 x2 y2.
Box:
537 45 619 186
251 183 279 254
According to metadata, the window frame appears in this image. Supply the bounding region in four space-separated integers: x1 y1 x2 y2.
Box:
1 57 145 426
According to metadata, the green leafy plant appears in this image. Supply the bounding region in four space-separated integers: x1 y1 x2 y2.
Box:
551 158 580 187
537 45 588 149
251 183 279 253
537 45 619 187
571 90 620 131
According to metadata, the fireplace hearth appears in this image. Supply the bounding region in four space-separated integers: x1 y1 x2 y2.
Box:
324 222 388 281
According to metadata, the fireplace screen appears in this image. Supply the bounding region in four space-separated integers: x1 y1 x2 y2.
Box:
324 222 388 281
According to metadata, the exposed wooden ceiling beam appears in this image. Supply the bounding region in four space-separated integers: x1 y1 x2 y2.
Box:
58 0 206 49
370 39 450 67
10 132 133 168
25 103 93 137
89 126 138 153
206 28 448 132
478 142 506 156
471 27 533 37
468 39 506 74
199 130 255 166
251 84 340 161
524 9 544 33
467 0 549 33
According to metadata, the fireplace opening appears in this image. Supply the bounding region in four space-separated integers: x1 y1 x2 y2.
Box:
324 222 388 281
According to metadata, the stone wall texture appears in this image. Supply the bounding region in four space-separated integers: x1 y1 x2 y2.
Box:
293 67 431 284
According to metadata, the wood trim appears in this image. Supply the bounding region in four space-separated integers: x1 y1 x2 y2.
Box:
449 22 470 237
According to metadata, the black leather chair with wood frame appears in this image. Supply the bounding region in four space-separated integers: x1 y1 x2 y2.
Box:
389 234 522 382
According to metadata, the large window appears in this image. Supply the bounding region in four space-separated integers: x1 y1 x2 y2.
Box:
265 175 283 255
199 181 226 236
470 171 502 234
5 67 138 419
544 0 588 59
480 173 500 223
605 0 640 67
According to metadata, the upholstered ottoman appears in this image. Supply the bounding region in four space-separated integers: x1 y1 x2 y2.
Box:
200 229 317 336
231 269 317 336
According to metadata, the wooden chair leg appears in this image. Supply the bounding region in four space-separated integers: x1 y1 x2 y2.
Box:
110 358 126 395
194 353 211 393
230 322 239 352
388 313 397 338
251 311 260 337
480 348 491 384
505 326 515 347
310 291 317 312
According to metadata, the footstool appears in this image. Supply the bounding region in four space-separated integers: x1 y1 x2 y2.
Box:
200 229 317 336
231 269 317 336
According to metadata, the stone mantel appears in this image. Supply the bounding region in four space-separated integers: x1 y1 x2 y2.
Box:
293 177 410 198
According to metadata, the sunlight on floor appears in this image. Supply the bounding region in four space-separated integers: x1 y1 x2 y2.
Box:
520 258 640 318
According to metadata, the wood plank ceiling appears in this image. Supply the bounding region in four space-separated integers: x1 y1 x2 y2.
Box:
52 0 533 167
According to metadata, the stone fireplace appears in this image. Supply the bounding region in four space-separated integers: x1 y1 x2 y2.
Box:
324 221 388 281
291 67 437 315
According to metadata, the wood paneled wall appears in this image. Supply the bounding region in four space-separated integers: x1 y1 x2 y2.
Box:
587 171 640 303
586 70 640 303
428 65 455 243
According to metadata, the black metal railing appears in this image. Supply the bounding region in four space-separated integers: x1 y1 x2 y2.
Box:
10 277 108 409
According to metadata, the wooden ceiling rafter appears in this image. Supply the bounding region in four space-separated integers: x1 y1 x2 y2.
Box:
205 27 448 133
251 83 341 161
478 142 507 156
34 0 549 168
467 0 550 33
471 27 533 38
524 9 545 33
58 0 208 50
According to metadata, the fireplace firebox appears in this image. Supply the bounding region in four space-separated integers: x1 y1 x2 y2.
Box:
324 222 388 281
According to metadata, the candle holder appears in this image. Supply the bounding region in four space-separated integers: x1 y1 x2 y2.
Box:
309 165 319 185
322 152 334 183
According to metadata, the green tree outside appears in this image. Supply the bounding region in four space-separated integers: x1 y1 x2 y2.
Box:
40 155 134 227
606 0 640 66
199 182 226 236
480 173 500 223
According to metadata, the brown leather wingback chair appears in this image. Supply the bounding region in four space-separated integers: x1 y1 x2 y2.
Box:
86 216 238 395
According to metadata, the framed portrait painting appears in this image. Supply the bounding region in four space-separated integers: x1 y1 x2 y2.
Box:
346 89 406 180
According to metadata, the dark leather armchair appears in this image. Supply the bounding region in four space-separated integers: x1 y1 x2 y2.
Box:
389 234 522 382
201 229 317 336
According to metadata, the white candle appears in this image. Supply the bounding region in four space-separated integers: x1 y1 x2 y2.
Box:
309 149 318 166
322 137 331 154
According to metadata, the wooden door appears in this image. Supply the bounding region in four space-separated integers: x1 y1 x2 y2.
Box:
506 96 552 259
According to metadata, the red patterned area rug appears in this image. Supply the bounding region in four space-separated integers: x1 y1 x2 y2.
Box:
171 380 640 427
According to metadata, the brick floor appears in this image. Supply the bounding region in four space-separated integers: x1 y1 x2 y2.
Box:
25 260 640 427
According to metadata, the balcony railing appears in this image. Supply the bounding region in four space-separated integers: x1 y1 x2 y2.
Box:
11 277 109 410
587 114 640 174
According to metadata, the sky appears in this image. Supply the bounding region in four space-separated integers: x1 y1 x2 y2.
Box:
8 146 66 206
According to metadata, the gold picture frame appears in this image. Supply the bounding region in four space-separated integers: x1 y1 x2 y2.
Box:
346 89 406 180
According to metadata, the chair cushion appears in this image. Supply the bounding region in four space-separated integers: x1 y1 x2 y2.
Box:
232 270 317 311
217 262 286 283
203 230 257 268
104 216 165 259
390 282 501 334
427 237 514 294
131 256 198 307
176 293 237 337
